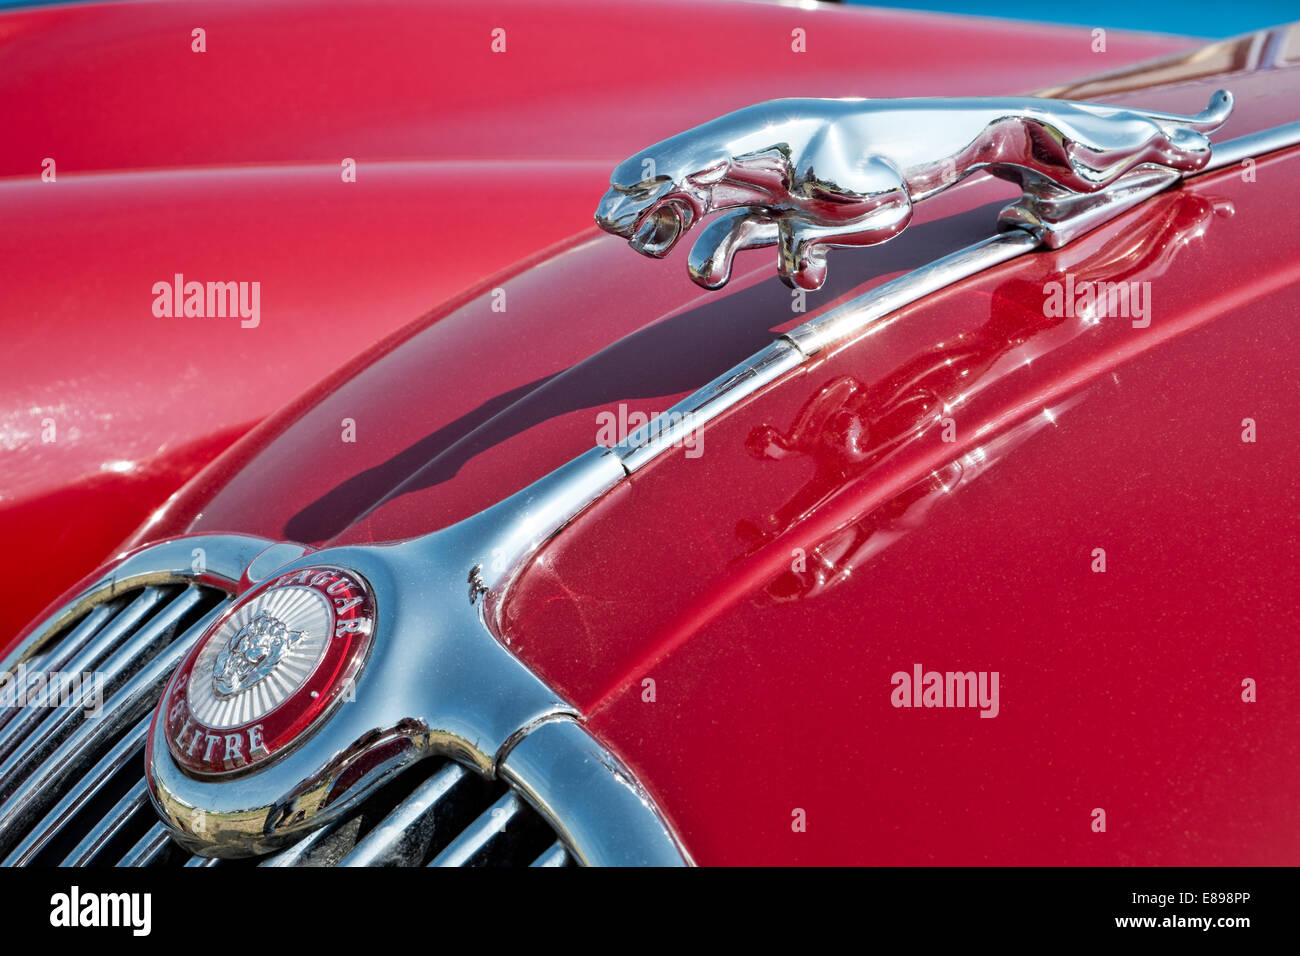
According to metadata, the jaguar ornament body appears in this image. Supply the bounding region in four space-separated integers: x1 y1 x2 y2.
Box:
1 0 1298 873
595 91 1234 289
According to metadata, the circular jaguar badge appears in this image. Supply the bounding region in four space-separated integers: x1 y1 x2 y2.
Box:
160 566 375 777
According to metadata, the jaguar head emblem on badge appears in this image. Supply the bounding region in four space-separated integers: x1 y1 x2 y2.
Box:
155 566 374 777
595 92 1233 290
213 610 308 696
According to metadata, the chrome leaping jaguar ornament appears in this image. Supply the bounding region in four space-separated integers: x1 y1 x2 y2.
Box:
595 92 1233 290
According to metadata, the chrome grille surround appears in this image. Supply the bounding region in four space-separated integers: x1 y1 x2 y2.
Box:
0 534 688 866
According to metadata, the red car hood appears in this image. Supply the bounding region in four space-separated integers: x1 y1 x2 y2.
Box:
0 0 1192 642
120 25 1300 865
15 5 1300 865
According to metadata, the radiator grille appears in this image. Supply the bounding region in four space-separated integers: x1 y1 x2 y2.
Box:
0 583 573 867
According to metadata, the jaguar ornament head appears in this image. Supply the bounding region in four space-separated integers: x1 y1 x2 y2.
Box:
595 149 728 258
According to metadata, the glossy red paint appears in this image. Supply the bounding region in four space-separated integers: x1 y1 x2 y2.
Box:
569 168 1300 865
10 1 1295 865
109 48 1300 863
3 0 1193 177
0 161 605 641
1 0 1190 641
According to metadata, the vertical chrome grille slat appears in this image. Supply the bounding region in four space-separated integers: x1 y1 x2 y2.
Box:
427 791 523 867
60 779 149 866
2 715 151 866
117 822 174 867
0 602 118 738
43 585 171 681
530 840 570 867
11 587 167 710
339 762 469 867
5 599 120 678
185 855 221 867
0 599 227 846
0 586 203 800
